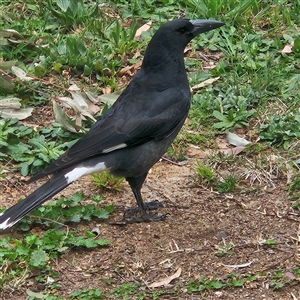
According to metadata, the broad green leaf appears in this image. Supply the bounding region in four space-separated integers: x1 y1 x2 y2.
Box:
0 108 33 120
57 0 70 12
98 93 120 106
26 290 47 299
30 249 49 267
293 38 300 54
53 101 80 133
0 74 14 92
0 61 17 70
34 65 47 77
213 110 227 122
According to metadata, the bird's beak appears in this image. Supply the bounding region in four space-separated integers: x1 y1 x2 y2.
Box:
190 19 225 35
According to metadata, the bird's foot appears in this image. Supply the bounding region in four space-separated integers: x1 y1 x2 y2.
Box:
144 200 163 210
119 200 166 223
126 213 168 223
123 200 163 217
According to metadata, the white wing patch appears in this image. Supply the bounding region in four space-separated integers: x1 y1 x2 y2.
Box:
102 143 127 153
0 216 12 230
65 162 108 184
0 217 24 230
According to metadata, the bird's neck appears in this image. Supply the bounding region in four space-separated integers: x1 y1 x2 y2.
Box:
141 55 188 92
142 41 186 76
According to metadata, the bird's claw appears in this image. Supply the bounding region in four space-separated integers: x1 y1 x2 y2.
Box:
126 213 168 223
122 200 163 218
144 200 163 210
119 200 166 223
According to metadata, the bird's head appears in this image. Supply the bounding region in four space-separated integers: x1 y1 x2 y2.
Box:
142 18 224 70
154 18 224 49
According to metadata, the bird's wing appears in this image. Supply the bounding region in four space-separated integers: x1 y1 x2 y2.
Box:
28 86 190 182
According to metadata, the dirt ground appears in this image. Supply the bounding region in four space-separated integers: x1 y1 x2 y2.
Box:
1 146 300 299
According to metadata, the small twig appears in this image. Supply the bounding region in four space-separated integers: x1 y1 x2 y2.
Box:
27 215 71 231
290 292 298 300
161 156 188 166
53 259 76 284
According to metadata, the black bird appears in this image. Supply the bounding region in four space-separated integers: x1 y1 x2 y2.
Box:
0 18 224 229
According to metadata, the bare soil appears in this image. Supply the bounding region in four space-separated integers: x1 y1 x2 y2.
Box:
1 146 300 299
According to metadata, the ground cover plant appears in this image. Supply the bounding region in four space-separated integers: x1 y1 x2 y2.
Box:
0 0 300 299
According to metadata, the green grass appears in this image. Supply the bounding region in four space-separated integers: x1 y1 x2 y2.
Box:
0 192 111 293
1 0 300 297
93 172 125 191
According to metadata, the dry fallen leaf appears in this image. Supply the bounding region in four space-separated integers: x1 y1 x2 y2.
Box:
186 145 203 157
0 29 23 38
219 146 246 156
68 84 81 91
227 132 251 146
133 50 141 59
191 77 220 91
285 272 299 280
135 21 152 38
86 99 100 114
0 108 33 120
102 86 113 94
0 97 33 119
280 41 294 54
11 66 33 81
184 46 193 54
222 261 253 268
118 61 142 77
148 267 181 288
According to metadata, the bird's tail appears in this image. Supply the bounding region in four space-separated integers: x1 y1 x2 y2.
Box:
0 172 70 230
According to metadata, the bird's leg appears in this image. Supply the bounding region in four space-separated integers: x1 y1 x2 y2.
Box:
124 174 167 222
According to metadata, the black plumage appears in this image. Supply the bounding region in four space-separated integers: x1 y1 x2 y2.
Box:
0 18 224 229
